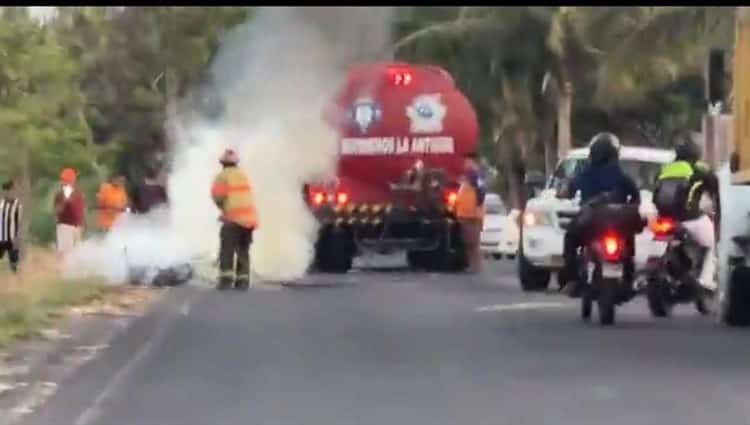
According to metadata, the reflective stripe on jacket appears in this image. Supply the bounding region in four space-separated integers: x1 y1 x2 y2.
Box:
211 166 257 229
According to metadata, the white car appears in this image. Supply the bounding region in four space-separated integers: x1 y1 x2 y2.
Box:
519 146 675 291
480 195 519 260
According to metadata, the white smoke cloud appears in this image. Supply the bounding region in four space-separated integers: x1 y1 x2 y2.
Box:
63 7 394 284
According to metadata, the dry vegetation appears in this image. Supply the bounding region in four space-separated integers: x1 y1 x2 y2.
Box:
0 247 110 348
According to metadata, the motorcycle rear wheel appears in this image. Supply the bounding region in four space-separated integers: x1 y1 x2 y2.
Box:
695 289 715 316
646 281 672 318
581 286 593 321
597 278 617 326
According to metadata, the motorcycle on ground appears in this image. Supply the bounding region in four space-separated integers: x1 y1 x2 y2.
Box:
638 215 712 317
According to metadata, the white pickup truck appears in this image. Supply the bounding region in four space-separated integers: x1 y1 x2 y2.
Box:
518 146 675 291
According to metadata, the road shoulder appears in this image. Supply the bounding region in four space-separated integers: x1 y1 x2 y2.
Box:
0 285 166 425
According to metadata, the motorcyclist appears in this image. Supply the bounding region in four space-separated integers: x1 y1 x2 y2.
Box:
653 134 721 298
558 132 641 296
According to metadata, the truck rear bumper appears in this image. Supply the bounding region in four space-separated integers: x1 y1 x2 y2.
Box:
318 216 456 254
357 237 438 253
313 199 462 255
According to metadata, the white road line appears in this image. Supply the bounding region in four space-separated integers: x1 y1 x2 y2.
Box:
73 290 204 425
475 302 573 313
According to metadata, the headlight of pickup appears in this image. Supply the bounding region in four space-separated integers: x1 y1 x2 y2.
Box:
523 210 552 228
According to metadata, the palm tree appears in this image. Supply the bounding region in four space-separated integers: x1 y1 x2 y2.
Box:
573 7 734 111
392 7 735 205
391 7 573 206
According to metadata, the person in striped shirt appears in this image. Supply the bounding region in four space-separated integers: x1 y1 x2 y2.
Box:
0 179 21 273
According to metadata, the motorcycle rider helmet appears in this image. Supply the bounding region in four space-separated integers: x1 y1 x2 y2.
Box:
673 133 701 163
588 132 621 165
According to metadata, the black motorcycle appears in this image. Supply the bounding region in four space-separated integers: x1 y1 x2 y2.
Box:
573 197 644 326
639 215 711 317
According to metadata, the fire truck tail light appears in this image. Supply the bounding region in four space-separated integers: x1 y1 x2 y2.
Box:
445 190 458 206
311 191 326 206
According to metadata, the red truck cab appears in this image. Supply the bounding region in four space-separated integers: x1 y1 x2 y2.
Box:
308 61 480 273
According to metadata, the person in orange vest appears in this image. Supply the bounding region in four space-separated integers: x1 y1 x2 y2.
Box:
455 154 486 273
211 148 257 291
96 175 130 232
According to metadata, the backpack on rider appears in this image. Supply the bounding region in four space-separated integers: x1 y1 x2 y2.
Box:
653 161 695 221
653 137 706 221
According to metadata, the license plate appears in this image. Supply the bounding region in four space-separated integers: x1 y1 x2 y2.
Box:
602 263 623 278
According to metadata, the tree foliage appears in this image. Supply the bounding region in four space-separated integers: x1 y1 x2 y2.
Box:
393 6 735 206
0 6 738 234
0 6 252 242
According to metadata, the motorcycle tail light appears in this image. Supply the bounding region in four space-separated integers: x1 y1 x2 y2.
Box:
650 216 676 237
601 232 623 262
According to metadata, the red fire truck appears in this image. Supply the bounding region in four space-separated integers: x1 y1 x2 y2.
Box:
306 61 480 273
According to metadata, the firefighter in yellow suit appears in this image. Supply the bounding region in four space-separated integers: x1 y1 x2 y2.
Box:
211 149 257 291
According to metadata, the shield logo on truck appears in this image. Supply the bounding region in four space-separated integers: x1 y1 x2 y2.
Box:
406 94 447 134
350 97 382 134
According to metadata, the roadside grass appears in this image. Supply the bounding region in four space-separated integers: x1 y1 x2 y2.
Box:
0 247 110 348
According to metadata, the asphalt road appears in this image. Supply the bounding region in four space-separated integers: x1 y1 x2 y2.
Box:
21 258 750 425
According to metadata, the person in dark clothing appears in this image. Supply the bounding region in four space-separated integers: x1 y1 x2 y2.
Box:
558 132 642 295
560 134 640 204
132 168 168 214
0 180 21 273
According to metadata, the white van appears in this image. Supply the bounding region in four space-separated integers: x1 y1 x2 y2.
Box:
480 194 517 259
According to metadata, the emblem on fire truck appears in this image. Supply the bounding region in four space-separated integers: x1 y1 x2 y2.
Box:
406 94 447 134
350 97 382 134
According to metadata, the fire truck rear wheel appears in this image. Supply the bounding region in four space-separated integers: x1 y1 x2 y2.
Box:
315 227 353 274
407 251 430 270
409 225 465 273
